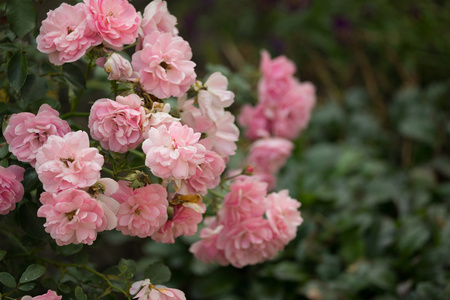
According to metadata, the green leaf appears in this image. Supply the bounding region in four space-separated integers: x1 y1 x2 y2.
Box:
0 250 6 262
6 0 36 38
54 243 83 256
19 264 46 284
0 272 16 288
19 201 47 240
63 64 86 89
58 283 70 294
75 251 89 266
75 286 87 300
18 282 35 291
7 51 28 92
119 258 136 279
22 168 40 192
143 261 171 285
0 43 19 51
20 74 48 104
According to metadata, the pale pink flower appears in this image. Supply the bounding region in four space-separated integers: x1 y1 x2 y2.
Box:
142 122 206 180
35 131 104 193
112 181 168 238
0 165 25 215
84 0 141 50
198 72 234 119
97 53 138 81
265 190 303 244
189 217 228 265
89 94 146 153
238 104 270 140
130 279 186 300
142 103 178 139
36 3 102 65
258 50 296 103
218 179 267 225
38 189 107 245
139 0 178 45
271 81 316 139
200 111 239 158
216 218 280 268
4 104 71 167
248 138 293 174
253 171 277 191
132 31 196 99
181 150 225 196
21 290 62 300
178 97 213 134
151 200 206 244
88 178 120 230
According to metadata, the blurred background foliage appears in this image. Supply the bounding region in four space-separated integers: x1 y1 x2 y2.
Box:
2 0 450 299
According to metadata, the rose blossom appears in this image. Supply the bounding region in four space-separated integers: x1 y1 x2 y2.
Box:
181 150 226 196
218 178 268 225
139 0 177 41
151 200 206 243
265 190 303 244
87 178 120 230
130 279 186 300
89 94 146 153
38 189 107 245
36 3 102 65
216 218 280 268
142 122 206 180
97 53 138 81
84 0 141 50
35 131 104 192
132 31 196 99
198 72 235 119
247 137 294 174
238 104 271 140
0 165 25 215
21 290 62 300
142 103 178 139
4 104 71 167
189 217 228 265
112 181 168 238
178 96 214 134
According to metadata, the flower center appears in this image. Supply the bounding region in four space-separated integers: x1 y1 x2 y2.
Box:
60 157 75 168
66 210 77 221
160 61 170 70
67 27 74 34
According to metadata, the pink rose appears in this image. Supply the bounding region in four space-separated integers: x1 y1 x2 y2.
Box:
238 104 270 141
84 0 141 50
218 179 267 225
21 290 62 300
35 131 104 192
98 53 138 81
132 31 196 99
36 3 102 65
247 137 293 174
181 150 225 196
142 122 206 180
38 189 107 245
189 217 228 265
178 97 214 134
89 94 146 153
112 181 168 238
142 103 178 139
130 279 186 300
151 201 205 244
0 165 25 215
198 72 235 119
265 190 303 244
216 218 280 268
88 178 120 230
4 104 71 167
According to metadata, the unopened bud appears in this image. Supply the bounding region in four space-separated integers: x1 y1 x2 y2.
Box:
124 171 152 188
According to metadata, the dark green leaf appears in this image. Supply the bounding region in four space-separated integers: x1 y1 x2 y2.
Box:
0 250 6 262
18 282 35 291
20 74 48 104
143 261 171 285
0 139 8 159
6 0 36 38
19 264 46 284
7 51 28 91
19 201 47 240
54 243 83 256
0 43 19 51
62 64 86 89
58 283 70 294
75 251 89 266
0 272 16 288
75 286 87 300
119 258 136 278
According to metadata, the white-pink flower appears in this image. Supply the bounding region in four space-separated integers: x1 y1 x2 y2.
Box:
181 150 225 196
38 189 107 245
198 72 235 119
36 3 102 65
89 94 146 153
0 165 25 215
142 103 178 139
140 0 177 38
21 290 62 300
97 53 138 81
218 179 267 225
112 181 168 238
4 104 71 167
130 279 186 300
88 178 120 230
238 104 271 140
84 0 141 50
35 131 104 193
248 137 293 174
265 190 303 244
178 97 214 134
216 218 280 268
132 31 196 99
152 200 206 244
142 122 206 180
